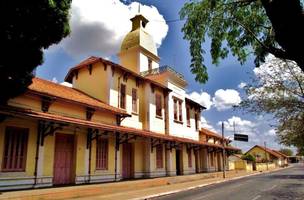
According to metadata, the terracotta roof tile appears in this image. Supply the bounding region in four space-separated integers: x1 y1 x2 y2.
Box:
200 128 229 141
248 145 283 158
28 77 128 116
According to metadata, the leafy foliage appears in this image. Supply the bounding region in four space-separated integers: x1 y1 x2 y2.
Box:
240 55 304 152
0 0 72 104
241 153 256 162
279 148 293 156
180 0 304 83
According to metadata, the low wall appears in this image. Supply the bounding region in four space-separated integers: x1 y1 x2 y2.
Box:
229 161 235 170
234 160 253 172
255 163 276 171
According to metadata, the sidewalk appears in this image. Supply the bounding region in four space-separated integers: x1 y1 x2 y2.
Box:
0 168 285 200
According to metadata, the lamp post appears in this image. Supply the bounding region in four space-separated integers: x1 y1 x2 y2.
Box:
222 122 226 178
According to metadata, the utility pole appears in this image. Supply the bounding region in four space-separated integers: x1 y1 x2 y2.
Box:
264 141 269 170
222 122 226 178
233 121 236 148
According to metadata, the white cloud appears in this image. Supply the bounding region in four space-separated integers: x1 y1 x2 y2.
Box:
188 91 213 110
238 82 247 89
218 116 256 137
48 0 168 59
52 77 58 83
60 82 73 88
201 116 216 132
265 129 276 136
212 89 241 111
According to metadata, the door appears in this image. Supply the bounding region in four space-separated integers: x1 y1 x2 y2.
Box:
53 134 75 185
176 149 182 175
194 150 199 173
122 143 133 179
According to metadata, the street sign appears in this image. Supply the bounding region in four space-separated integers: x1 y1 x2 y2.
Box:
234 134 248 142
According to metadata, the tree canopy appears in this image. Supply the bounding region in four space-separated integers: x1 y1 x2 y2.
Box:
240 55 304 153
279 148 293 156
241 153 256 162
0 0 72 104
180 0 304 83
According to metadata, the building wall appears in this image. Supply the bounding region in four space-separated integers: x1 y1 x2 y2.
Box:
167 82 200 140
72 62 110 103
118 48 139 73
247 147 271 162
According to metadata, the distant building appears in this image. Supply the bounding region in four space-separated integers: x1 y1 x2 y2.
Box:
0 13 239 190
246 145 288 167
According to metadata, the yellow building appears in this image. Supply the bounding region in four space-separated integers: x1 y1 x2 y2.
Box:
0 13 239 190
246 145 288 167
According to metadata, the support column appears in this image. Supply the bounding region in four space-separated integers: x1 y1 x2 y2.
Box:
144 139 153 178
166 149 176 176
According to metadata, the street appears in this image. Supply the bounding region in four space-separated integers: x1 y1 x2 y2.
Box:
154 164 304 200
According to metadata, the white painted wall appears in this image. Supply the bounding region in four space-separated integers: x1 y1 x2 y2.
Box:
139 52 159 73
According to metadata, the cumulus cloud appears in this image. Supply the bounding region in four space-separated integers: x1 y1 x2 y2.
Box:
188 91 213 110
60 82 73 88
212 89 241 111
201 116 216 132
48 0 168 59
265 129 276 136
52 77 58 83
218 116 256 136
238 82 247 89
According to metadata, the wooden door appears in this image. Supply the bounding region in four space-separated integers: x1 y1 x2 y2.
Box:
53 134 75 185
122 143 133 179
194 150 199 173
176 150 182 175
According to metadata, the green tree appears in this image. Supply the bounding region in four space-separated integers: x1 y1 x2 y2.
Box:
279 148 293 156
180 0 304 83
0 0 72 104
241 153 256 162
240 55 304 153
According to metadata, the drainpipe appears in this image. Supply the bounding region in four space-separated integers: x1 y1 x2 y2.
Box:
114 131 119 181
34 121 42 187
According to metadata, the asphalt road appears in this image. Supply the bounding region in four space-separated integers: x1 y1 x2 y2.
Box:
154 164 304 200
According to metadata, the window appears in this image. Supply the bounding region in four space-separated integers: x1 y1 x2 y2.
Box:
188 149 192 168
178 101 183 122
120 84 126 109
195 113 199 131
186 106 191 127
132 88 137 113
96 138 108 170
2 127 29 172
173 97 183 123
173 99 178 120
156 145 163 168
155 94 162 117
148 58 152 71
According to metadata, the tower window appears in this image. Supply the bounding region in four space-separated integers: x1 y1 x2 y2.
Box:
120 84 126 109
132 88 137 113
148 59 152 71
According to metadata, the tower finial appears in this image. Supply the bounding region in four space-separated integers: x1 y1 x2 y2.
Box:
138 3 140 14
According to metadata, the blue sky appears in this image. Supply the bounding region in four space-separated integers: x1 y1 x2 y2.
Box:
36 0 287 152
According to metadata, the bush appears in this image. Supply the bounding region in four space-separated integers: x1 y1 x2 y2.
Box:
241 153 256 162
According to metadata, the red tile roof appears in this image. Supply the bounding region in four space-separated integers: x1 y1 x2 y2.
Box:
272 149 288 158
28 77 128 116
0 105 238 150
200 128 229 141
64 56 171 92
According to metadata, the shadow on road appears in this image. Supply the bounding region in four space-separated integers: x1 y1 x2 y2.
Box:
269 175 304 180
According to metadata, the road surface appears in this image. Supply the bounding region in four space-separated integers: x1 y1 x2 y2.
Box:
154 164 304 200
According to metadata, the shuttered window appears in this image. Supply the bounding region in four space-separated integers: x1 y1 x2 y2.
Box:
132 88 137 113
173 99 178 120
2 127 29 172
195 113 199 131
186 106 191 127
120 84 126 109
188 149 192 168
96 138 108 170
156 145 163 168
155 94 162 117
178 101 183 122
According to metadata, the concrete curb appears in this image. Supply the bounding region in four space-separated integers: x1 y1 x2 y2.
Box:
134 166 291 200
